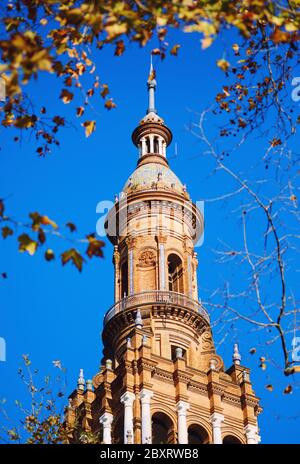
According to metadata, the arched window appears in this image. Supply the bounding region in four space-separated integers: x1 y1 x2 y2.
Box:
168 253 184 293
154 137 159 153
121 261 128 298
188 424 209 444
223 435 243 444
152 412 174 444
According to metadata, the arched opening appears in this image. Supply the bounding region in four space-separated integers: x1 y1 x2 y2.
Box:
154 136 159 153
152 412 174 444
121 261 128 298
223 435 243 444
188 424 209 444
168 253 184 293
146 137 150 154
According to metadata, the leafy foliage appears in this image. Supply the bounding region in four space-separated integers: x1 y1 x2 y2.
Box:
0 199 105 273
0 356 99 444
0 1 299 154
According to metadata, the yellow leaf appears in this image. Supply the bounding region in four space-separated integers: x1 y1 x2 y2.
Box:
41 215 58 229
285 22 298 32
105 23 127 40
82 120 96 137
217 59 230 72
18 234 37 256
232 43 239 54
201 37 213 49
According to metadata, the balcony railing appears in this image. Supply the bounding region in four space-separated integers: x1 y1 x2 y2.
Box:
104 290 209 325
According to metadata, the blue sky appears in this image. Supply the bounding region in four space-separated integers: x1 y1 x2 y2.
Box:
0 29 299 443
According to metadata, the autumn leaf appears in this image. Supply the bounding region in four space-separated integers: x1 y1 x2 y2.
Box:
105 23 127 40
86 235 105 259
45 249 55 261
82 120 96 137
217 59 230 72
105 99 116 110
151 48 161 56
22 354 31 366
269 138 282 147
76 106 85 117
284 384 292 394
38 228 46 244
201 37 213 49
66 222 76 232
2 226 13 239
30 212 57 230
266 384 273 392
232 43 239 54
170 44 181 56
100 84 109 99
259 356 267 371
60 89 73 104
115 40 125 56
61 248 85 272
18 234 38 256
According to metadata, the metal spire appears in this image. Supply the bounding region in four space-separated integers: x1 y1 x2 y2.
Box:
147 55 157 114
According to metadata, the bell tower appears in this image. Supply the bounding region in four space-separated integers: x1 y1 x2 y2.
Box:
66 64 262 445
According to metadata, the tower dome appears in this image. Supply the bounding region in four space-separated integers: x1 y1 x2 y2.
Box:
123 162 184 194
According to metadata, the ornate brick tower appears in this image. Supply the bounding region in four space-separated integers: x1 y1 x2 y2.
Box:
66 64 261 445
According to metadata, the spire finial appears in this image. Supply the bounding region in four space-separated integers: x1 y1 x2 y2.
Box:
233 343 242 366
147 55 157 114
77 368 85 391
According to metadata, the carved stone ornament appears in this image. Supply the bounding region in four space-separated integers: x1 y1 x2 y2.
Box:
138 250 156 267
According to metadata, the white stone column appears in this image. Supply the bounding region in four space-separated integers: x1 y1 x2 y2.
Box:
120 392 135 444
139 389 153 444
158 138 163 155
99 412 113 444
141 137 146 156
129 249 134 296
244 424 259 444
210 413 224 444
162 141 166 157
149 134 154 153
187 254 192 297
176 401 189 444
159 243 166 290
